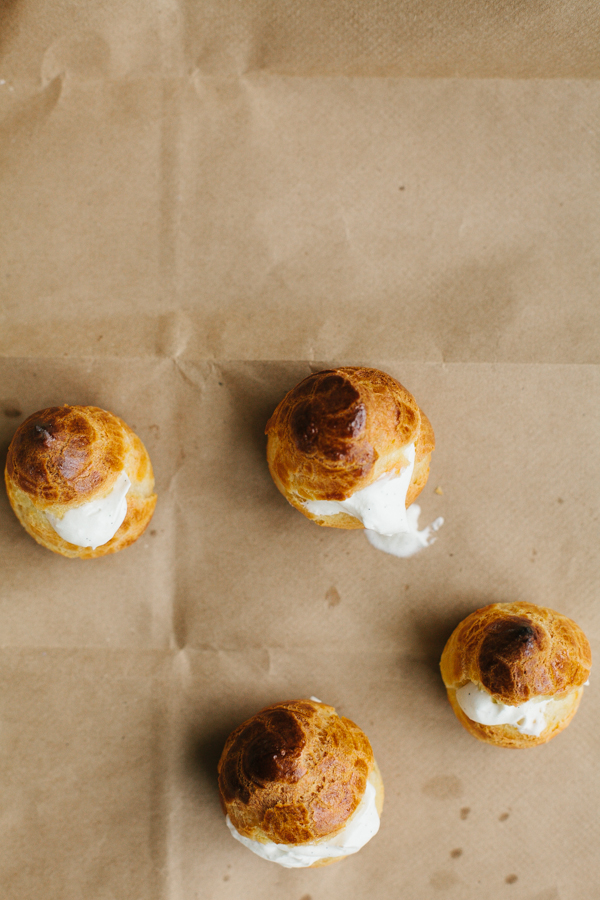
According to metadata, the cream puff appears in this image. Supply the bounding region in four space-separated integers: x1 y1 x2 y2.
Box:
265 367 436 543
217 699 384 867
440 602 591 748
5 405 157 558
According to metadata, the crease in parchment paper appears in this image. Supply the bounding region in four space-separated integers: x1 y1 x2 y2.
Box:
182 0 600 80
2 73 600 363
3 1 600 82
0 74 63 174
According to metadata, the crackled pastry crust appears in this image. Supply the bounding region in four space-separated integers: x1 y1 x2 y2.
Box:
265 367 435 528
440 602 591 748
218 699 384 866
5 405 156 558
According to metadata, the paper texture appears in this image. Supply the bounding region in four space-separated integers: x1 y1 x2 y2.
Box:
1 4 599 898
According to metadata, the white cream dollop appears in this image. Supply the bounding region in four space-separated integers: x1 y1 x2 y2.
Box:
46 471 131 550
365 503 444 558
302 443 443 557
455 682 553 737
226 776 380 868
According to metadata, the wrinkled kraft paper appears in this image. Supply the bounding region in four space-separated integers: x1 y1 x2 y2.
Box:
1 3 600 899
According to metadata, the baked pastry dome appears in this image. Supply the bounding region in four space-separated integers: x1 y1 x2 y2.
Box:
440 602 591 748
218 699 384 867
5 405 157 558
265 367 435 531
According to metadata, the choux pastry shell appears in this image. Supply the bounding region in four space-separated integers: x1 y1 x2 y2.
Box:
265 367 434 529
440 602 591 748
5 405 156 558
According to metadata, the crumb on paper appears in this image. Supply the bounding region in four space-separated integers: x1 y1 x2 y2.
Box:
434 486 443 495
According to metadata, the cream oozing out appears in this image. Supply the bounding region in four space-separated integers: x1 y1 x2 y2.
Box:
365 504 444 558
302 442 443 557
45 470 131 549
455 682 556 737
225 775 380 868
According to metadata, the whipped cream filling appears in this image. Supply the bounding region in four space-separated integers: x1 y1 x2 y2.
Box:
226 776 380 868
46 471 131 549
365 503 444 558
303 442 416 534
456 681 555 737
302 443 443 557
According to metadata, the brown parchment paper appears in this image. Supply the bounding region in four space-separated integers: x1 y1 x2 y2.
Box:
1 4 600 899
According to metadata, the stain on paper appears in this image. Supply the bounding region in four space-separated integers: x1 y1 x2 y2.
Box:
326 586 341 607
430 869 460 890
422 775 463 799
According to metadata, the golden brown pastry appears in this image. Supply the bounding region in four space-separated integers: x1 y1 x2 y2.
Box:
440 602 591 748
218 699 384 867
5 405 157 558
265 367 435 531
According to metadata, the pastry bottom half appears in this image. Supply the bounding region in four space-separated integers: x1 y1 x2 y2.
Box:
445 686 584 749
5 477 156 559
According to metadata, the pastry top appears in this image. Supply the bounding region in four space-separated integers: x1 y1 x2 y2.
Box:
440 602 591 705
218 699 375 845
265 367 435 503
6 405 148 509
